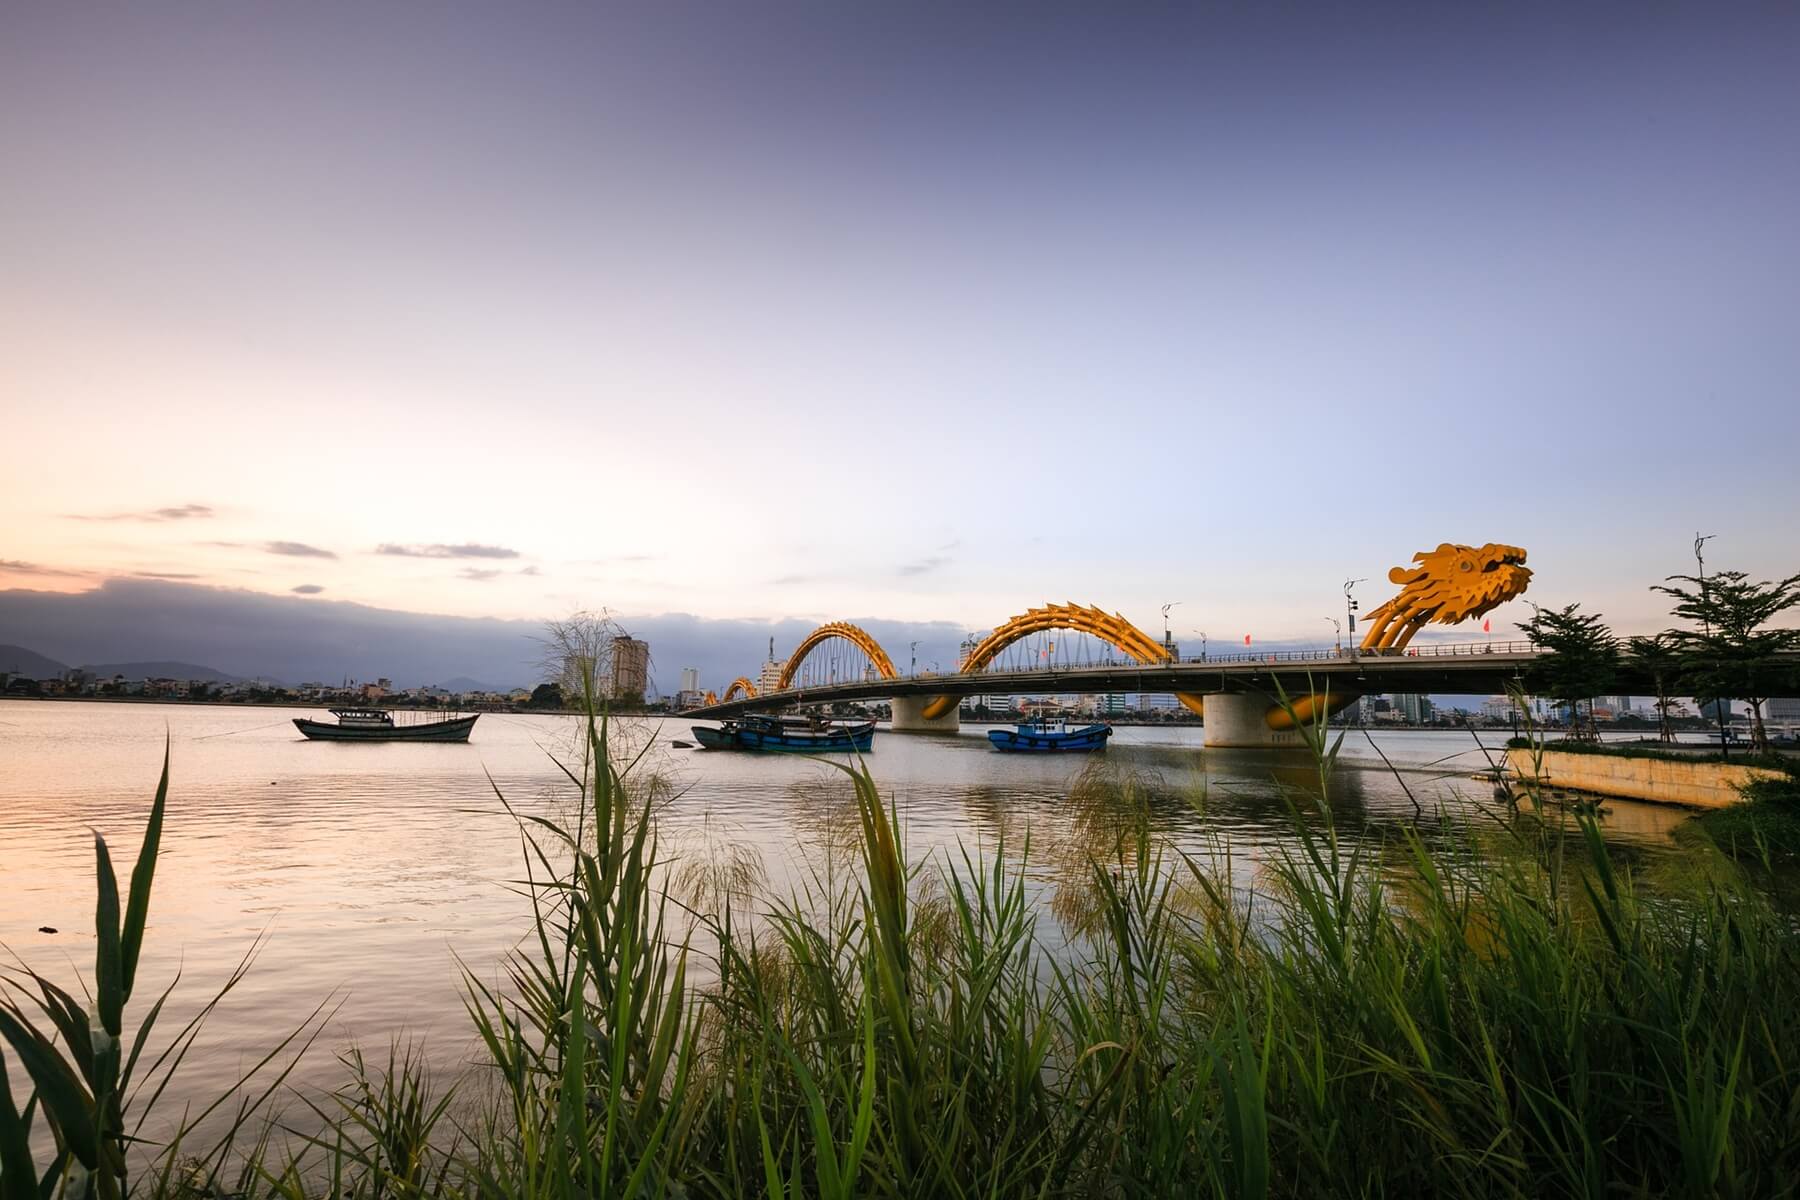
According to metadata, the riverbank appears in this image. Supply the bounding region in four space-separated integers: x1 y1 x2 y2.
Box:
1507 746 1791 808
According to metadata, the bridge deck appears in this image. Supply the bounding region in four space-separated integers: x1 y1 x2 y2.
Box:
686 643 1559 717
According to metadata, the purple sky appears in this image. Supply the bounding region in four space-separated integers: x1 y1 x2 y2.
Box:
3 2 1797 684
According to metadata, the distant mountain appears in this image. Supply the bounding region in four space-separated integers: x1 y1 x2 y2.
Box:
80 660 245 683
0 644 69 677
437 675 519 694
0 577 968 698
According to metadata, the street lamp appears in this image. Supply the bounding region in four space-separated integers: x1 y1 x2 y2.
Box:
1161 602 1181 662
1694 532 1727 757
1325 616 1341 652
1344 578 1366 658
910 640 919 676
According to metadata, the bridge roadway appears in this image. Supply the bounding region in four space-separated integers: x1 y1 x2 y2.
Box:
685 641 1571 719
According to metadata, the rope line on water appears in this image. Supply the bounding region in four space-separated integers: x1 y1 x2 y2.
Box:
190 719 295 740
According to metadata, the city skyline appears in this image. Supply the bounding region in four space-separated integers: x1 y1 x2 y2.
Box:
6 4 1799 642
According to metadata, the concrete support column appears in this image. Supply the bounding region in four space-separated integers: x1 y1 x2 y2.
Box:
1202 691 1306 749
889 695 961 734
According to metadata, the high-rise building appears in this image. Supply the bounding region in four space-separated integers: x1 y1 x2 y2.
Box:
758 637 784 695
1392 694 1433 724
1481 695 1520 721
608 636 650 702
1096 694 1128 715
679 667 700 696
1765 697 1800 720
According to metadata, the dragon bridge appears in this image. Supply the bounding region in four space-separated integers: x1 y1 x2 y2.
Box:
701 541 1531 744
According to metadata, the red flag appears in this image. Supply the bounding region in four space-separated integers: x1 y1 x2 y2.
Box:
1483 618 1492 633
1244 634 1252 646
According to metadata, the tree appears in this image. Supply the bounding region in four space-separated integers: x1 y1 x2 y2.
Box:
1520 603 1619 740
1653 570 1800 752
527 682 565 710
538 609 627 705
1626 633 1682 744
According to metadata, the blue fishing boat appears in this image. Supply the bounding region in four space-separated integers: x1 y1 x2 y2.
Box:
693 713 875 753
987 716 1112 753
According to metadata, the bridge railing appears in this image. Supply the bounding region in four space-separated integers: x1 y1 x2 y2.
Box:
765 640 1542 693
1159 639 1540 667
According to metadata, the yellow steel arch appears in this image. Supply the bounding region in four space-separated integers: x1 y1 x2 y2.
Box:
701 690 718 706
920 603 1204 720
721 677 758 702
777 622 898 691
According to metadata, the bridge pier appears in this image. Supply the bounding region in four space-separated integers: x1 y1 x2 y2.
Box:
889 695 961 734
1202 691 1307 749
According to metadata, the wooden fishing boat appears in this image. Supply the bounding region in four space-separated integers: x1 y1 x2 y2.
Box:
693 713 874 753
293 708 479 742
987 717 1111 753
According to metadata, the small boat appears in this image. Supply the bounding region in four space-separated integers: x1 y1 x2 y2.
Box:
693 713 874 753
988 717 1112 753
293 708 479 742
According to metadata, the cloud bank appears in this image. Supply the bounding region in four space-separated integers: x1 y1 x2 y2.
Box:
265 541 337 559
68 504 215 522
376 543 520 560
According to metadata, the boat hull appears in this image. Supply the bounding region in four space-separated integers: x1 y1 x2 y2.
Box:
692 722 874 753
987 723 1112 753
293 714 480 742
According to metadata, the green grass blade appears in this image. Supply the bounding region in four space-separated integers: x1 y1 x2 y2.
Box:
0 1049 39 1200
119 738 169 999
0 1010 97 1170
91 832 124 1041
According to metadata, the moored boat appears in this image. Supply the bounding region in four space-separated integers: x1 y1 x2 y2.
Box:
987 717 1111 753
293 708 480 742
693 713 874 753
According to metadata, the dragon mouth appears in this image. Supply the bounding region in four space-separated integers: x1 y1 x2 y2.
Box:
1483 546 1528 571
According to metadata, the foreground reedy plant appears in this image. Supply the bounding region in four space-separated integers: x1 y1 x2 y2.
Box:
0 743 323 1200
8 701 1800 1198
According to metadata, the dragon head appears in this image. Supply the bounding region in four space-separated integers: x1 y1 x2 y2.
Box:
1360 543 1531 651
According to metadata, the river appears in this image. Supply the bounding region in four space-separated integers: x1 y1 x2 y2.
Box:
0 699 1697 1150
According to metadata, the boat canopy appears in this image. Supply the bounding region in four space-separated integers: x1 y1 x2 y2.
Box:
329 708 394 724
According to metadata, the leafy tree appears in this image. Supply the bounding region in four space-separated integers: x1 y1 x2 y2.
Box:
528 682 565 710
1653 570 1800 751
1520 603 1619 740
1626 633 1683 744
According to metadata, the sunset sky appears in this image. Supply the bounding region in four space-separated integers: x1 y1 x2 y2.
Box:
5 2 1798 671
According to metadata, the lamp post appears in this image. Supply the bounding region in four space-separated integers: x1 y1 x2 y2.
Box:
1344 578 1366 660
1325 616 1341 652
1694 532 1727 758
910 640 919 677
1161 602 1181 662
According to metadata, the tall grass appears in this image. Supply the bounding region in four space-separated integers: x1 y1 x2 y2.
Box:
7 706 1800 1198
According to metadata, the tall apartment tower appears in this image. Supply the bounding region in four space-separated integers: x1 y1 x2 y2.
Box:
608 635 650 702
758 636 785 695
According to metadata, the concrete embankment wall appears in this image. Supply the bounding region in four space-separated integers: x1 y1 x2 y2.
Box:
1505 748 1785 809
